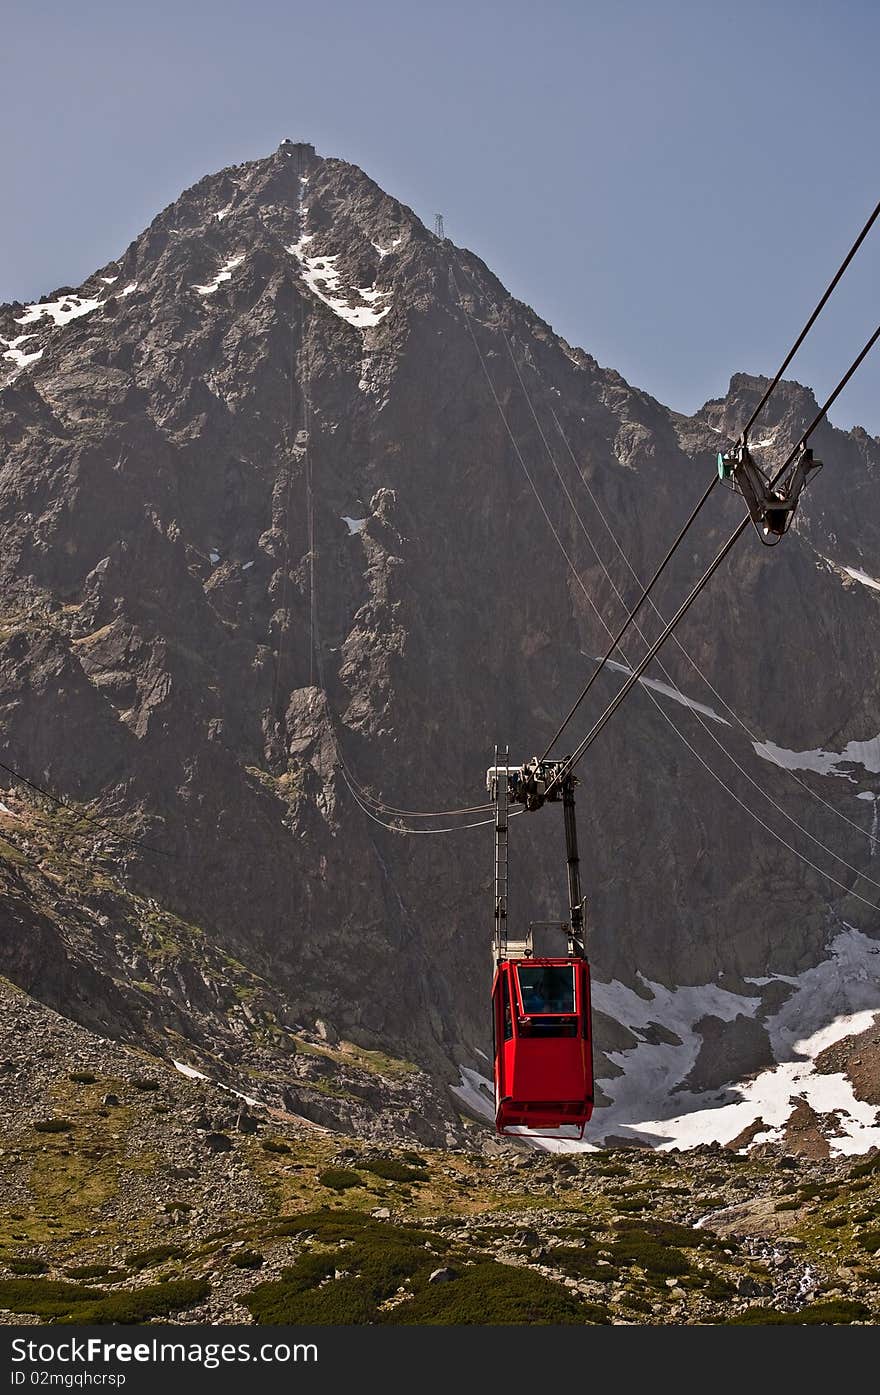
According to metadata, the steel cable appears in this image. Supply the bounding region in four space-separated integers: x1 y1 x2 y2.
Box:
550 321 880 789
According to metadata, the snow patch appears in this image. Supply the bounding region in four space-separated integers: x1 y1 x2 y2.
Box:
16 294 102 328
193 254 245 296
587 925 880 1154
215 203 233 221
450 1066 495 1123
209 550 220 564
100 275 118 285
172 1058 260 1108
242 560 254 571
753 733 880 778
843 566 880 594
342 515 367 535
451 929 880 1155
119 282 138 297
372 236 401 258
172 1059 209 1081
2 335 43 368
288 239 391 328
595 655 730 725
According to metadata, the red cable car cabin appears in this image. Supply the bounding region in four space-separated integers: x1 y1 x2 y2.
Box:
492 955 593 1139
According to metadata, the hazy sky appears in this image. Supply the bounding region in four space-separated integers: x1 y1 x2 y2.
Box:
3 0 879 432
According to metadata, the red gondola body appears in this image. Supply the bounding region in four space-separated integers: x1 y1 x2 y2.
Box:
492 956 593 1138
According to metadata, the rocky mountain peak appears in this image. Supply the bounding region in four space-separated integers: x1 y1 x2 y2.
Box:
1 145 879 1155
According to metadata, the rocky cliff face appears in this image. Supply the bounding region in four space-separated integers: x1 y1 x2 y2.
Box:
1 140 878 1148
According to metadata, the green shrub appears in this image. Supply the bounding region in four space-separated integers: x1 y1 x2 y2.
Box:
467 1225 522 1243
317 1168 362 1191
272 1209 436 1244
548 1246 614 1283
793 1300 874 1325
850 1152 880 1180
246 1246 384 1325
362 1159 424 1183
261 1138 291 1154
621 1293 653 1314
730 1299 873 1325
64 1265 121 1280
231 1251 265 1269
702 1273 735 1300
797 1183 825 1201
394 1263 608 1325
33 1119 73 1134
126 1244 186 1271
0 1281 105 1318
74 1281 209 1324
0 1280 211 1325
250 1221 598 1330
132 1077 160 1091
68 1072 97 1085
614 1219 723 1251
247 1215 445 1325
858 1229 880 1253
9 1259 47 1275
774 1199 800 1212
611 1232 691 1278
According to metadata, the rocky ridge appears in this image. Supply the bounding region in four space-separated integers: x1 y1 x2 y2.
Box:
0 140 879 1146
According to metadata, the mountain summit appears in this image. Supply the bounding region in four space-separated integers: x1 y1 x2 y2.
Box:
1 142 879 1152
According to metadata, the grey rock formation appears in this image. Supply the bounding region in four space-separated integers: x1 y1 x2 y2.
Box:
1 140 878 1139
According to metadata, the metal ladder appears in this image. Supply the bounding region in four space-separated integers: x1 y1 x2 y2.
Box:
491 744 509 963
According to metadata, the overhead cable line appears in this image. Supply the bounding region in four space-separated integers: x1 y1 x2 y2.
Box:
502 334 880 887
600 673 880 915
540 473 718 758
0 757 170 858
341 767 517 834
740 194 880 440
538 193 880 756
498 331 880 896
550 406 880 851
549 320 880 790
332 725 492 818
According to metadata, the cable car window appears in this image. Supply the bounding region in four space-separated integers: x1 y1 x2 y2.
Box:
515 965 576 1015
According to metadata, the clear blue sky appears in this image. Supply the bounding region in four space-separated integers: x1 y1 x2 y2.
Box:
3 0 879 432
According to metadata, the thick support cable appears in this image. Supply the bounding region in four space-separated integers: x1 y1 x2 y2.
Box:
342 767 518 835
500 334 880 889
742 195 880 439
541 472 719 757
537 195 880 757
551 320 880 788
